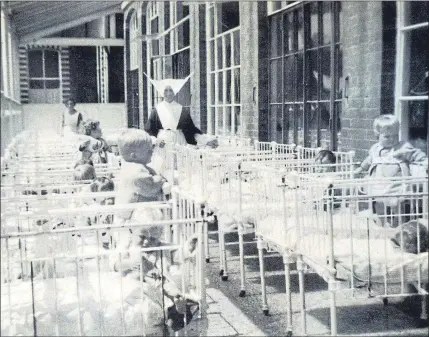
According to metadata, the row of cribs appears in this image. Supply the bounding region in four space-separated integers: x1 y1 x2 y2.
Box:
1 130 207 336
157 138 428 336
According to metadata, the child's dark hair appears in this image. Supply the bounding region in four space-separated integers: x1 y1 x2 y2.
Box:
74 159 94 168
315 150 336 164
82 119 100 136
89 176 115 192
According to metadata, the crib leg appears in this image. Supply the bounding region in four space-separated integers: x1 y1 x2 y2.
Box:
204 222 210 263
284 256 293 335
257 238 269 315
219 229 228 281
329 280 338 336
297 259 307 336
238 228 246 297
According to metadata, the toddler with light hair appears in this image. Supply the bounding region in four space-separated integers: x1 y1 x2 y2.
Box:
74 163 96 181
354 114 427 227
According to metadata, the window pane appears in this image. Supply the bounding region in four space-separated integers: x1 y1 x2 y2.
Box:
182 4 189 18
285 104 295 144
217 37 223 69
209 41 215 71
29 80 44 89
209 6 215 37
294 104 304 145
270 15 282 57
320 46 331 101
319 102 331 149
164 2 170 30
210 73 215 105
225 106 232 135
271 59 282 103
45 80 60 89
322 2 332 45
307 102 319 147
233 68 240 103
284 11 294 53
217 107 223 134
335 44 343 99
297 10 304 51
408 27 428 96
406 1 429 26
270 104 282 143
219 2 240 33
308 2 319 48
226 70 231 103
209 107 216 134
308 50 318 101
217 72 223 103
283 56 294 102
28 50 43 77
44 50 59 77
296 54 304 101
233 30 240 66
408 100 428 154
225 34 231 68
165 33 171 55
234 106 241 135
335 2 342 43
152 40 159 56
270 1 283 13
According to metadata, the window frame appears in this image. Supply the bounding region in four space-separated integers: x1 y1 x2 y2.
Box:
206 2 242 137
28 48 61 90
394 1 428 144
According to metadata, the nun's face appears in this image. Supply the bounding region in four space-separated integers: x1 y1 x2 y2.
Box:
163 86 175 103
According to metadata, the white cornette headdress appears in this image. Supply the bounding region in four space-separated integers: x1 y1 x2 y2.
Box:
144 73 193 96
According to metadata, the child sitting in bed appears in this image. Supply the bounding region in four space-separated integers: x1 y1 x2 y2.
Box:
79 119 111 164
354 114 428 227
74 163 96 181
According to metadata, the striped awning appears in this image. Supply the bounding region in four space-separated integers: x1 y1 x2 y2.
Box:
6 1 123 43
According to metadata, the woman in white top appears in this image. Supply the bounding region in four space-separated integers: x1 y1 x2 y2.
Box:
145 74 218 171
63 98 84 138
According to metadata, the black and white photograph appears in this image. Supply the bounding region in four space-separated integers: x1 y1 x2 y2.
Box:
1 0 428 336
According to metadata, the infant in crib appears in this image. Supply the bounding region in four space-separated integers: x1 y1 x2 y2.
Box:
354 114 428 227
79 119 111 164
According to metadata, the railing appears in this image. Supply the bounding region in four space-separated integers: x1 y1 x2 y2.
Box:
1 92 23 156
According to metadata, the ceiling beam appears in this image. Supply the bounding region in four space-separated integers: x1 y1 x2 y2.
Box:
19 5 121 44
22 37 124 47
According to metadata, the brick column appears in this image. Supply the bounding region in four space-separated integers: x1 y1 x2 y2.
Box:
189 3 207 131
239 2 260 140
340 1 383 160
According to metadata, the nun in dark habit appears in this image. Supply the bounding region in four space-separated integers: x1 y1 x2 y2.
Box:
144 74 218 171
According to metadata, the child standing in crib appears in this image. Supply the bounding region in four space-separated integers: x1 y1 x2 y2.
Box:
114 128 171 245
354 114 428 227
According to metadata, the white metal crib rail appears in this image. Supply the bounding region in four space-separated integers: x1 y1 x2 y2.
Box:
256 173 428 336
1 191 207 337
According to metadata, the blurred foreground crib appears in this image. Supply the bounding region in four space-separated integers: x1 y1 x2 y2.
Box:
254 173 428 336
1 188 208 337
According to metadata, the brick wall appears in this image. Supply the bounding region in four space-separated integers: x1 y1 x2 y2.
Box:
340 1 383 161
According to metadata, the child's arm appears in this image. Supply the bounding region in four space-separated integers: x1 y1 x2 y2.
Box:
395 143 428 169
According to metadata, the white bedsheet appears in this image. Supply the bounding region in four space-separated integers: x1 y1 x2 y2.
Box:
1 272 168 336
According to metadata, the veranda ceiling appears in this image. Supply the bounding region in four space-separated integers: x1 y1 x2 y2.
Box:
6 1 122 43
